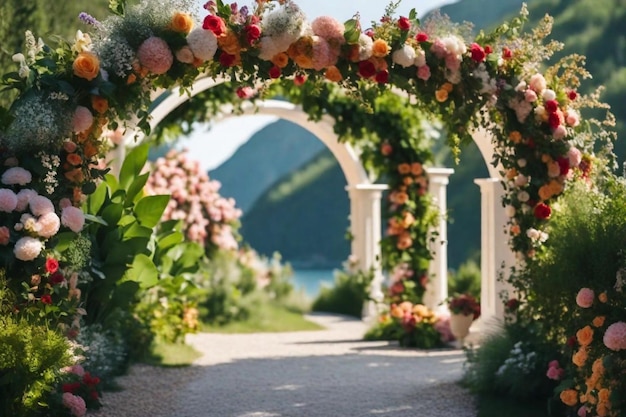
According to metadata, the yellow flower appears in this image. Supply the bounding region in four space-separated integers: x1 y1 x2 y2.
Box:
372 39 390 57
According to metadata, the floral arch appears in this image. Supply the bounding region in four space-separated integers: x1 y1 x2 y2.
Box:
0 0 615 347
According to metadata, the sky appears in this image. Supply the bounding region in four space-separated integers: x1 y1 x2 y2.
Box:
180 0 457 171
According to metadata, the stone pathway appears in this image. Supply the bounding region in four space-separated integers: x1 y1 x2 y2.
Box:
94 313 476 417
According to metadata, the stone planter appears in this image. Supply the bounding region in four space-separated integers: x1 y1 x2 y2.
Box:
450 313 475 347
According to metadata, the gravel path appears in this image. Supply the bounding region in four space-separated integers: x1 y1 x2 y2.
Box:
93 313 476 417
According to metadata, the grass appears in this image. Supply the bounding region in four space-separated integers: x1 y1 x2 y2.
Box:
203 303 324 333
477 393 553 417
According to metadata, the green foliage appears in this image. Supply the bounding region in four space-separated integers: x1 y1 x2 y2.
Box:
448 256 481 299
311 268 373 318
0 315 72 417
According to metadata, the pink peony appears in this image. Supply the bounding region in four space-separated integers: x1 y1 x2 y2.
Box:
15 189 36 212
0 226 9 245
603 321 626 351
36 212 60 238
417 65 431 81
0 189 18 212
59 198 73 209
29 195 54 216
72 106 94 134
311 16 345 44
1 166 32 185
576 288 594 308
529 73 547 93
552 124 567 140
137 36 173 75
524 89 538 102
61 206 85 232
14 236 43 261
62 392 87 417
312 37 335 71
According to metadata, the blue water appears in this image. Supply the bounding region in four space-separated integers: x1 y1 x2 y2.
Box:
291 269 335 299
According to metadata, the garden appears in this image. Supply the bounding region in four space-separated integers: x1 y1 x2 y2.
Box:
0 0 623 416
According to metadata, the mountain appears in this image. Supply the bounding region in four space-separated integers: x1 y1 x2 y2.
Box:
239 148 350 269
209 119 325 213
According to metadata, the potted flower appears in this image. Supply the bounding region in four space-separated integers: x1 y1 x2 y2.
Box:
447 293 481 347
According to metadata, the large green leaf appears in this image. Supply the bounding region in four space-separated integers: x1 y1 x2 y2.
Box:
87 181 108 215
134 195 170 228
101 203 124 226
119 143 149 191
122 222 154 240
124 253 159 289
157 231 184 252
125 172 150 207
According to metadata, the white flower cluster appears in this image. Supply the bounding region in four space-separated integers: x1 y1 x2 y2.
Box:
38 152 61 195
259 2 307 60
495 341 538 377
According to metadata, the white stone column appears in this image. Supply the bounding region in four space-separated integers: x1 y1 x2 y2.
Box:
474 178 516 328
424 168 454 313
346 183 387 320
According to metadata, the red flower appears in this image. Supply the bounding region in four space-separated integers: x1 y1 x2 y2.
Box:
415 32 428 42
236 86 255 99
268 65 281 79
557 157 570 176
375 69 389 84
470 43 486 62
358 60 376 78
293 74 307 86
534 203 552 220
50 271 65 285
544 99 559 114
505 298 520 311
202 15 226 36
83 372 101 386
90 390 99 400
568 90 578 100
566 335 577 347
365 29 375 38
397 16 411 31
548 112 561 129
45 257 59 274
502 47 512 59
219 52 237 67
41 294 52 305
484 45 493 54
62 382 81 393
245 24 261 44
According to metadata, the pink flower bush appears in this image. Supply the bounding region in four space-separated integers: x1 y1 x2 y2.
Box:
137 36 173 75
576 288 594 308
1 166 32 185
603 322 626 351
61 206 85 232
62 392 87 417
145 149 242 251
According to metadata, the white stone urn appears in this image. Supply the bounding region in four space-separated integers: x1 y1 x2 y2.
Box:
449 313 475 347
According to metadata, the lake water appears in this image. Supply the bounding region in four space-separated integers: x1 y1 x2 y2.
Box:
291 269 336 299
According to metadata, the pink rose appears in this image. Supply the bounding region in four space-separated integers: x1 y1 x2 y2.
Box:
603 321 626 351
576 288 594 308
417 65 431 81
529 73 547 93
524 89 538 102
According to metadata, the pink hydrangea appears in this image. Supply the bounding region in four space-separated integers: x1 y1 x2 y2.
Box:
0 226 9 245
576 288 594 308
29 195 54 216
36 212 61 238
311 16 345 44
62 392 87 417
61 206 85 232
312 37 335 71
16 189 37 211
1 166 32 185
567 147 582 168
0 189 18 212
137 36 173 75
14 236 43 261
603 322 626 351
72 105 94 134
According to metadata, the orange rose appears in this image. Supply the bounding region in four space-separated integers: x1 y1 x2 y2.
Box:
559 389 578 406
91 95 109 114
572 347 588 367
506 168 518 179
65 168 85 183
509 131 522 144
73 52 100 81
510 224 521 235
598 292 608 303
401 211 415 228
270 52 289 68
66 153 83 166
171 12 194 33
435 88 448 102
372 39 390 57
593 316 606 327
538 184 554 201
395 191 409 205
441 82 453 93
396 232 413 250
403 176 414 185
83 141 98 158
218 30 241 55
325 66 343 82
398 163 411 175
598 388 610 403
576 325 594 346
411 162 423 176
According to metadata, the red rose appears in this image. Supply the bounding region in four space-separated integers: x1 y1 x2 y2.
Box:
502 47 512 59
358 60 376 78
41 294 52 305
505 298 520 311
557 157 570 176
45 258 59 274
375 69 389 84
544 99 559 114
484 45 493 54
534 203 552 220
245 24 261 44
202 15 226 36
566 335 577 347
268 65 281 79
548 112 561 129
293 74 307 86
50 271 65 285
568 90 578 100
470 43 486 62
219 52 237 67
397 16 411 31
62 382 80 393
415 32 428 42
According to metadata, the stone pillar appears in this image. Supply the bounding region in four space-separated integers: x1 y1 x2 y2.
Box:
424 168 454 313
346 184 387 321
474 178 516 327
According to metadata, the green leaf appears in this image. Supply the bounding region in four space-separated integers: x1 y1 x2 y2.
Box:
343 19 361 44
122 223 153 240
53 232 77 252
108 0 126 16
87 182 108 215
157 231 184 252
134 195 170 228
83 213 108 226
124 253 159 289
101 203 123 226
409 8 417 21
119 143 149 191
125 172 150 206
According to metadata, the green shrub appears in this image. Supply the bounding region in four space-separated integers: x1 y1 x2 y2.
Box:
448 256 481 299
311 268 373 318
